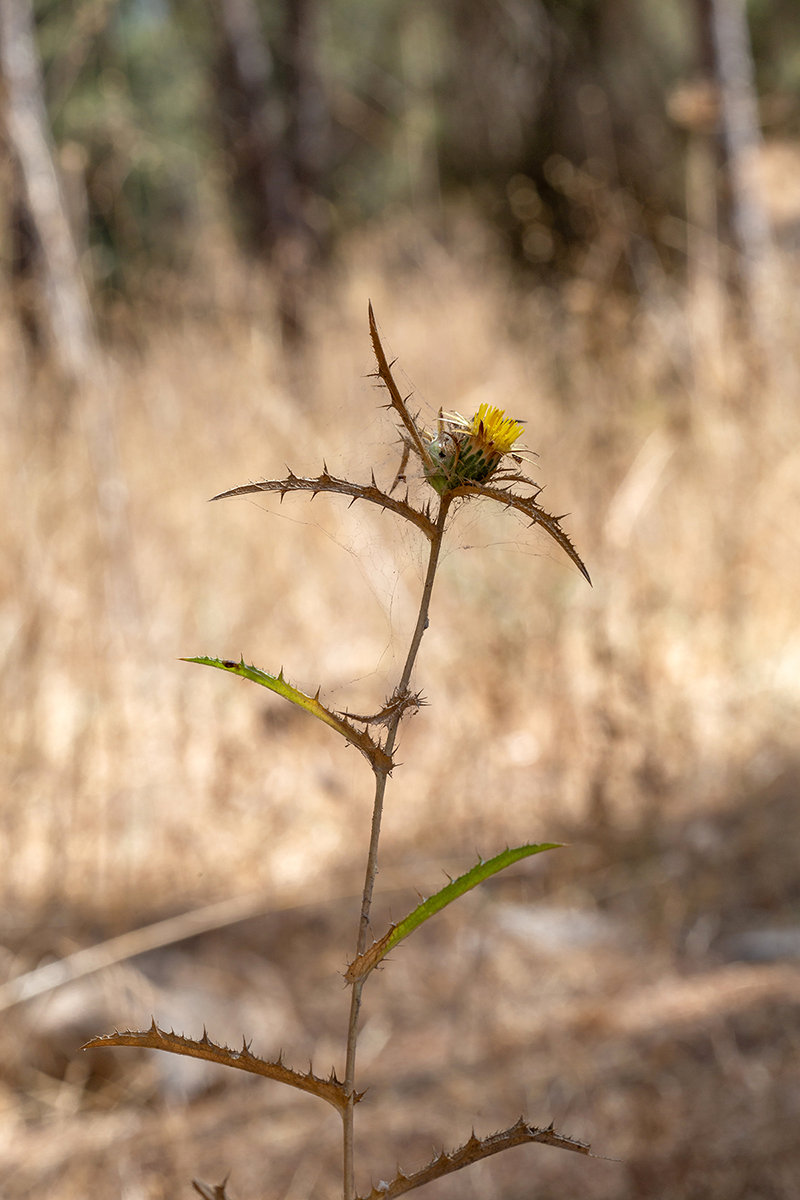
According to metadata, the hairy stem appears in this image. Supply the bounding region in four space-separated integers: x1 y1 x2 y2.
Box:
342 496 451 1200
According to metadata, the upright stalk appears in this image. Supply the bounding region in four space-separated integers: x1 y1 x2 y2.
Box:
342 496 451 1200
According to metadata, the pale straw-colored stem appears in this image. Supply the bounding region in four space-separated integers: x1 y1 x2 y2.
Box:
342 496 451 1200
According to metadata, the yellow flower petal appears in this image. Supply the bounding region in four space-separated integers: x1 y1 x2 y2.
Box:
468 404 525 454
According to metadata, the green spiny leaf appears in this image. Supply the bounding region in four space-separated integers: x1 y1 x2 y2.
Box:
183 657 393 773
345 842 561 982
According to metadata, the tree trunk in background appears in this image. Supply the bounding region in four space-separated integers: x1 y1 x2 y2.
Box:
215 0 293 250
0 0 96 379
709 0 772 280
276 0 327 344
704 0 774 344
215 0 327 345
0 0 140 629
674 2 725 380
284 0 328 192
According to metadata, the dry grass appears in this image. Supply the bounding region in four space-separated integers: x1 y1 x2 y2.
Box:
2 211 800 1197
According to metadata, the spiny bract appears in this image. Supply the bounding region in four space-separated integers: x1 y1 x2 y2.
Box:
423 403 526 494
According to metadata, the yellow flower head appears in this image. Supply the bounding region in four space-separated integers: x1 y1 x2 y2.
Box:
468 404 525 455
423 404 525 494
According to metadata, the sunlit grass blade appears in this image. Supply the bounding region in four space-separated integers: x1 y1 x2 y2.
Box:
345 842 561 982
183 656 393 773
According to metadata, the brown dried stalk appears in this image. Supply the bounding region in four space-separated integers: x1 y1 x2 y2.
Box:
193 1178 233 1200
84 1021 357 1113
338 688 425 728
86 308 594 1200
368 302 431 467
211 470 437 541
357 1117 596 1200
449 480 591 584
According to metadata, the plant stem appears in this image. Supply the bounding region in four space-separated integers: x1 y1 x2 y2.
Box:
342 496 451 1200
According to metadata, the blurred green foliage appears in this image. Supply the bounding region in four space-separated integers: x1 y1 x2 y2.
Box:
29 0 800 295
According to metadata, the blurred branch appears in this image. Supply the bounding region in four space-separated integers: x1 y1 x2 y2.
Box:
284 0 329 187
214 0 328 344
0 1 142 629
215 0 291 246
0 861 476 1013
0 0 96 378
709 0 772 279
0 890 284 1013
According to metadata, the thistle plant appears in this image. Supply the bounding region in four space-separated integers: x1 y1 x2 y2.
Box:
86 306 593 1199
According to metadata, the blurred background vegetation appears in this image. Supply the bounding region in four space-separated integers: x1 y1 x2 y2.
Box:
6 0 800 339
3 2 800 1198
